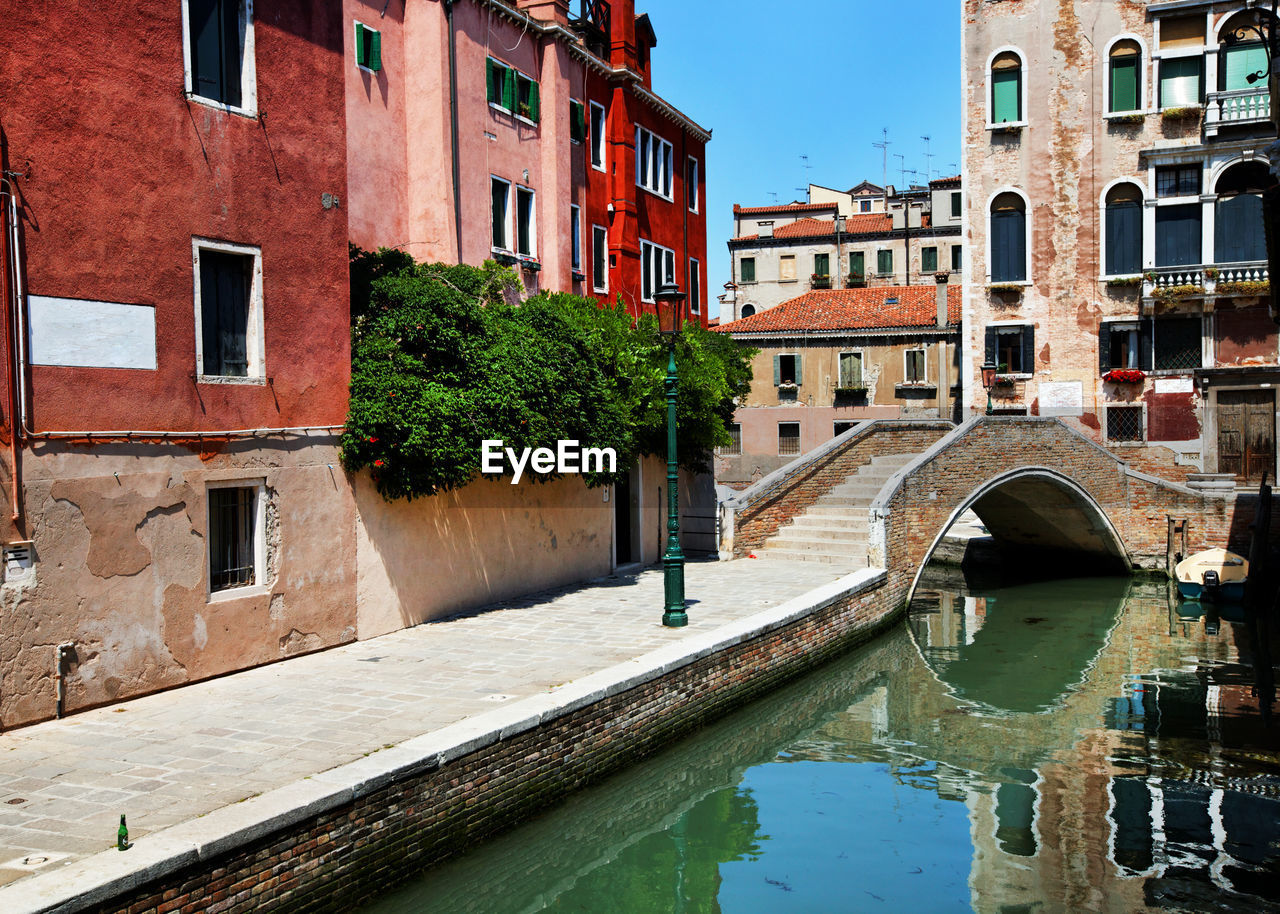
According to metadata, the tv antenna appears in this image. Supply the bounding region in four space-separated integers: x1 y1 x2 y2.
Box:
872 129 891 191
921 135 934 182
894 153 908 189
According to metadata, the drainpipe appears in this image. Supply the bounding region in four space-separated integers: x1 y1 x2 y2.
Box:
445 0 464 262
1 175 23 528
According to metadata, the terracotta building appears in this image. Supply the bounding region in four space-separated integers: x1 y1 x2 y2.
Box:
343 0 711 321
0 1 355 727
713 279 961 486
725 177 964 322
962 0 1278 485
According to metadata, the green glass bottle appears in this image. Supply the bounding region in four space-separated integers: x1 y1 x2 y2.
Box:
117 815 128 851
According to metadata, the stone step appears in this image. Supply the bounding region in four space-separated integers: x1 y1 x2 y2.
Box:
826 481 891 498
788 516 869 531
754 547 866 566
768 530 869 548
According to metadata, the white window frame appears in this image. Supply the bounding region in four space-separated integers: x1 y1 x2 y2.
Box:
181 0 258 118
206 477 268 603
686 156 700 213
635 126 674 200
491 175 512 253
688 257 700 313
777 352 800 386
592 225 608 292
354 20 380 75
192 237 265 383
985 186 1033 286
639 238 676 303
487 57 539 125
986 45 1028 130
1103 34 1149 118
570 204 582 272
989 320 1035 378
515 185 536 258
1100 318 1143 370
590 101 607 172
904 347 928 384
838 349 864 388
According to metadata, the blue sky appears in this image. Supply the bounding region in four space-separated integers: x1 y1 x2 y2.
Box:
639 0 963 318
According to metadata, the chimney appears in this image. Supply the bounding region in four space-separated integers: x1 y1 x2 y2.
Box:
759 221 774 238
517 0 570 26
935 271 949 327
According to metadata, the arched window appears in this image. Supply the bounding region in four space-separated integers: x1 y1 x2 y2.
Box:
1219 11 1268 92
1105 183 1143 276
1108 40 1142 113
1215 161 1269 264
740 304 756 318
990 192 1027 282
991 52 1023 124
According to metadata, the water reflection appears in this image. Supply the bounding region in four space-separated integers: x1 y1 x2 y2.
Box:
360 570 1280 914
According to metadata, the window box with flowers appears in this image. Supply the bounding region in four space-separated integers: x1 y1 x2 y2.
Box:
811 273 831 290
992 375 1017 388
1103 369 1145 384
519 255 541 273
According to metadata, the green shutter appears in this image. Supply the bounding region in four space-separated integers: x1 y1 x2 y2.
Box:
487 60 497 104
923 247 937 273
1160 56 1201 107
794 353 803 386
528 80 541 123
1110 56 1137 112
740 258 755 283
356 23 367 68
878 249 893 274
814 253 829 276
570 101 585 142
502 67 516 111
1223 44 1268 91
849 251 864 279
773 355 781 386
369 31 382 72
992 67 1021 123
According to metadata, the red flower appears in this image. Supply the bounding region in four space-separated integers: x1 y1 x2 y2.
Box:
367 436 378 443
373 459 385 467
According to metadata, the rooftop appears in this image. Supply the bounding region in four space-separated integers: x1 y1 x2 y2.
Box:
715 284 960 335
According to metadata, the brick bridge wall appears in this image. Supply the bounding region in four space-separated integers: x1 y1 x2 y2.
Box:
868 417 1273 611
721 419 954 557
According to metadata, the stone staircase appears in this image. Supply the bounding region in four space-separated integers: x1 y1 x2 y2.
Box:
755 453 917 567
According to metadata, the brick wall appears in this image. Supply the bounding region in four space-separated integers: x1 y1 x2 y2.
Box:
77 574 900 914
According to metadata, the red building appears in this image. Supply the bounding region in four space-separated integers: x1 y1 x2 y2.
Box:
0 1 356 727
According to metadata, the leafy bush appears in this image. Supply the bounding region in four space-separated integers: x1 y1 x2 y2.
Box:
342 248 755 500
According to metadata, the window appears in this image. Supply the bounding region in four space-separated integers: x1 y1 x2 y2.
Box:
1155 204 1201 267
951 192 962 219
1215 161 1268 264
838 351 863 388
1154 316 1201 370
813 253 830 278
689 259 701 313
922 246 938 273
775 353 800 386
487 58 539 122
1108 40 1140 113
859 199 872 213
779 254 797 281
717 423 742 456
1159 56 1203 108
951 245 963 271
184 0 254 113
990 192 1027 282
877 249 893 275
639 239 675 302
778 422 801 456
635 126 673 198
905 348 926 383
834 421 856 437
740 256 756 284
516 186 535 257
592 225 608 292
1156 164 1200 197
984 324 1034 375
1221 41 1268 92
208 483 263 594
1099 320 1148 371
194 239 262 379
686 157 699 212
589 102 606 170
569 99 586 143
355 21 382 72
1105 183 1143 276
491 176 511 250
991 51 1024 124
849 251 865 284
570 205 581 272
740 304 756 318
1107 406 1144 442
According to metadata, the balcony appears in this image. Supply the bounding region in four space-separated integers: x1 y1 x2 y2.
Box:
1142 261 1269 301
1205 88 1271 137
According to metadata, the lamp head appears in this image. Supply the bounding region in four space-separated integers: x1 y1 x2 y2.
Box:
655 283 688 338
981 360 998 390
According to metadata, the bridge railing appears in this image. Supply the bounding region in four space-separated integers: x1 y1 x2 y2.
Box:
719 419 954 558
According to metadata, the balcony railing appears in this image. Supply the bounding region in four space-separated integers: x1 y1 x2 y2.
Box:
1143 261 1269 297
1205 88 1271 137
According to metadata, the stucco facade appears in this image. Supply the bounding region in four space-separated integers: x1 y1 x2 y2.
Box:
962 0 1279 485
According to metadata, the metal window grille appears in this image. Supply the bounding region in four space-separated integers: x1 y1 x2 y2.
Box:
717 424 742 456
209 487 256 591
1153 317 1201 370
778 423 800 456
1107 406 1144 442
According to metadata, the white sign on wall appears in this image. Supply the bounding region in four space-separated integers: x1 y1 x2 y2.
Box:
1038 381 1083 417
28 296 157 370
1154 377 1194 394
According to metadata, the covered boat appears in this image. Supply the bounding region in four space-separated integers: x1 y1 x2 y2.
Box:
1175 547 1248 602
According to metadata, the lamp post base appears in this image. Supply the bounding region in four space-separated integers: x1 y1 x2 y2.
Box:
661 551 687 627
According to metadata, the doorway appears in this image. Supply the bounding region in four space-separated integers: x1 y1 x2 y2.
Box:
1217 389 1276 484
614 466 634 566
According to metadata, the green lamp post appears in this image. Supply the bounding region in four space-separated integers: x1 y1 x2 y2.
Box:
981 360 997 416
655 282 689 628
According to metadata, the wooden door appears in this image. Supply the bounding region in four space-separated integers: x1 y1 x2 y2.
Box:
1218 389 1276 484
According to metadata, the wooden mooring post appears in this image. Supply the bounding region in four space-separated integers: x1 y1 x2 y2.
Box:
1166 516 1187 577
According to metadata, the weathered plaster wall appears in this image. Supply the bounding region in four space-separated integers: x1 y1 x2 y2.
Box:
0 441 357 729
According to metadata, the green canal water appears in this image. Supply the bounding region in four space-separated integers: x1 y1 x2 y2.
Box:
360 569 1280 913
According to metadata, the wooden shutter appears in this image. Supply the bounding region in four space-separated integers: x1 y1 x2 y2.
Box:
991 209 1027 282
773 355 781 386
850 251 864 278
1105 201 1142 275
1020 325 1035 375
985 326 998 365
992 67 1021 122
190 0 231 104
1159 56 1202 107
570 101 585 142
486 59 497 104
1099 324 1112 371
794 353 803 386
528 80 541 122
502 67 516 111
355 23 367 68
1110 56 1138 112
740 258 755 283
878 250 892 274
1222 44 1267 91
369 30 382 72
1155 204 1201 267
1215 194 1266 263
922 247 937 273
201 251 249 377
1139 318 1153 371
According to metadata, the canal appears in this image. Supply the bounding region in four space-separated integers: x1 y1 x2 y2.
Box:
360 566 1280 913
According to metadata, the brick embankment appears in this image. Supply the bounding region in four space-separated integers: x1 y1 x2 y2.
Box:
0 564 901 914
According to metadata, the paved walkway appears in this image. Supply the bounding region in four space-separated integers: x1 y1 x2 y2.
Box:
0 557 855 888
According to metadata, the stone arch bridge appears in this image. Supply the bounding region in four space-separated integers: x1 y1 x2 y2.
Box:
720 417 1261 610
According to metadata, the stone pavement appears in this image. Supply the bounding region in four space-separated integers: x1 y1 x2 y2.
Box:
0 556 855 890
